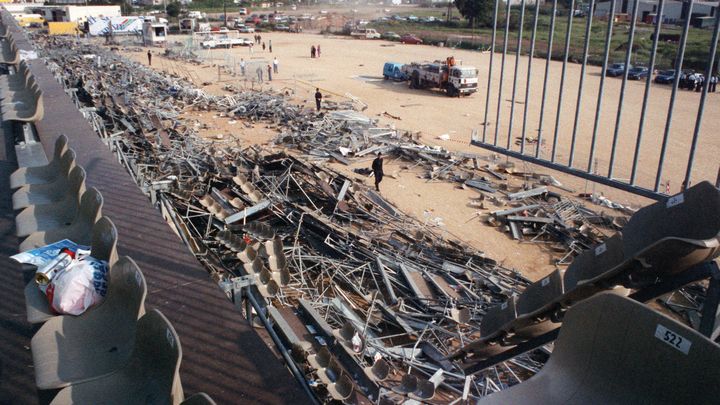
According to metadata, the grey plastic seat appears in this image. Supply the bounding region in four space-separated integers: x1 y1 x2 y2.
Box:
2 86 43 122
409 378 435 401
477 293 720 404
392 374 418 395
10 134 70 188
25 216 119 324
12 160 83 210
333 321 361 352
50 309 184 405
623 181 720 277
319 358 343 385
364 358 390 382
181 393 216 405
508 269 566 341
19 187 103 251
0 37 19 64
14 164 84 237
31 256 147 389
563 233 626 305
327 373 353 401
307 346 331 370
1 72 35 96
480 296 518 341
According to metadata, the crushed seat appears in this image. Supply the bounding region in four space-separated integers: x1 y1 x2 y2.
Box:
19 187 103 251
31 256 147 389
50 309 184 405
622 181 720 279
12 160 83 210
25 216 119 324
477 293 720 404
10 134 70 188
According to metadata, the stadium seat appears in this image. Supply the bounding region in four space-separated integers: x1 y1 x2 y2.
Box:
562 233 626 304
327 373 353 401
2 84 43 122
50 309 184 405
31 257 147 389
25 217 119 324
409 378 435 401
623 181 720 278
10 135 71 188
0 37 19 65
392 374 417 395
12 160 84 210
19 187 103 251
307 346 331 371
364 358 389 382
477 293 720 404
479 296 518 341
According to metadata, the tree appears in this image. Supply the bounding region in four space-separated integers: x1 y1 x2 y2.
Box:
454 0 495 27
166 2 181 19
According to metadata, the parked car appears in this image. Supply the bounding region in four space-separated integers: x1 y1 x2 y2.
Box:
238 25 255 33
383 62 408 81
407 15 419 21
627 66 649 80
274 24 290 31
400 34 423 44
605 63 628 77
382 31 401 40
654 69 676 84
238 7 248 15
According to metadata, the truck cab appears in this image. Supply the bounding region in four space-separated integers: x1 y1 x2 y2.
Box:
383 62 407 81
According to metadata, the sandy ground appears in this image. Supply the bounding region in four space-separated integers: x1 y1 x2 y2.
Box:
121 32 718 280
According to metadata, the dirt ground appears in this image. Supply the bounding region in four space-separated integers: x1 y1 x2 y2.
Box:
121 32 719 280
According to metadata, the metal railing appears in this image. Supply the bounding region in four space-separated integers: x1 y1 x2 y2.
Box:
472 0 720 200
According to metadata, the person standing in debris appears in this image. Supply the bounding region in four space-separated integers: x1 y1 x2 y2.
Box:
256 65 264 83
372 152 384 192
311 45 316 58
317 44 321 57
240 58 246 76
147 50 152 66
267 64 272 81
262 42 266 51
314 88 322 111
273 57 279 74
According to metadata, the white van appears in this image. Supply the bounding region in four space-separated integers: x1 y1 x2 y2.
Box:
350 28 380 39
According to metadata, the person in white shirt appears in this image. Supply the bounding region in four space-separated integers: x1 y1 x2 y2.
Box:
273 57 279 74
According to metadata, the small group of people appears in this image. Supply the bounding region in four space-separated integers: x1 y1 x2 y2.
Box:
253 34 262 44
310 44 321 58
681 73 718 92
254 57 279 82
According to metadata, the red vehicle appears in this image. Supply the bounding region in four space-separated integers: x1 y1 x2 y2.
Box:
400 34 423 44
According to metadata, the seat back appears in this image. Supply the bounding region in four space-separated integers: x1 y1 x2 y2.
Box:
91 216 119 265
75 187 103 231
181 393 216 405
516 269 565 317
57 147 77 178
132 310 183 404
339 321 356 342
65 163 86 198
395 374 417 394
564 233 625 290
623 181 720 274
52 134 69 162
413 378 435 400
478 293 720 404
480 296 517 340
370 358 389 381
332 374 354 399
314 347 331 369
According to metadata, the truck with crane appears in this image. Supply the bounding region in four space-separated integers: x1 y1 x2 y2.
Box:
389 57 478 97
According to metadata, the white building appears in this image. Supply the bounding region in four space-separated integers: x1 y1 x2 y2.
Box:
595 0 718 24
34 5 121 23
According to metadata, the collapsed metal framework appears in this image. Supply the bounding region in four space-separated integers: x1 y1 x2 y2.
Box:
472 0 720 200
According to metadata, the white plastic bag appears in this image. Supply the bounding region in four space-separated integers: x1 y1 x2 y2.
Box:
45 257 109 316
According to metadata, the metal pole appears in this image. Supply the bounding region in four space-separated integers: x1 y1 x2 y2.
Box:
655 0 694 192
630 0 665 185
569 0 595 168
536 0 559 158
520 2 541 155
482 0 501 143
507 0 527 150
587 0 616 172
550 0 575 163
608 0 640 179
684 12 720 187
493 0 513 146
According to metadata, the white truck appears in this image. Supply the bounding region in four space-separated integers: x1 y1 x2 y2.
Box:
201 36 252 48
401 59 478 97
350 28 381 39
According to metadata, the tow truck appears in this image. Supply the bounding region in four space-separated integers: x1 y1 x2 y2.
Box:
400 57 478 97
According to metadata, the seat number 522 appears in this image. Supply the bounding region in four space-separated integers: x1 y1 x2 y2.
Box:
654 324 691 355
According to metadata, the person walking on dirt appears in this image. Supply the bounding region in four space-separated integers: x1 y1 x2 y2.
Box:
311 45 316 58
269 39 273 53
317 44 321 57
256 66 264 83
240 58 246 76
262 42 266 51
267 64 272 81
711 75 718 92
147 50 152 66
314 88 322 111
273 57 279 74
371 152 384 192
249 43 254 54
